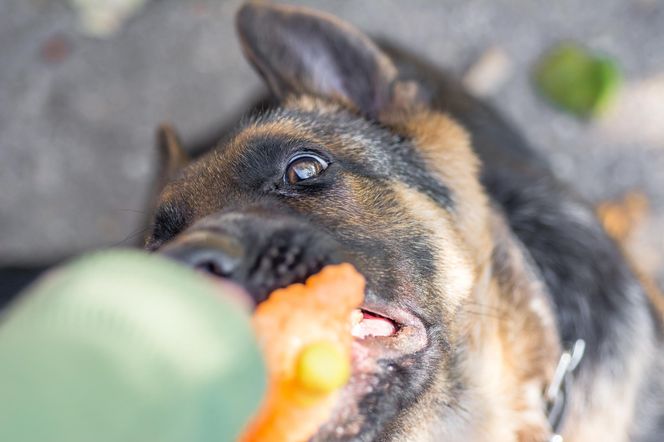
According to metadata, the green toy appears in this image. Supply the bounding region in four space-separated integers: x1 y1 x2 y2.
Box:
535 43 621 117
0 250 266 442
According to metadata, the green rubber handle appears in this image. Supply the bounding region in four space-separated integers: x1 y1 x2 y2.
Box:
0 249 265 442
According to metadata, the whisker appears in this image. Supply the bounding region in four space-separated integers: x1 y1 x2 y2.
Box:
111 227 150 247
460 308 509 322
462 301 506 314
115 209 147 215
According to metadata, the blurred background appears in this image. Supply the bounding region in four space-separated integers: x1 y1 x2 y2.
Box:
1 0 664 296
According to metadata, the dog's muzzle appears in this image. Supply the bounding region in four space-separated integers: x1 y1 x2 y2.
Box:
158 213 348 305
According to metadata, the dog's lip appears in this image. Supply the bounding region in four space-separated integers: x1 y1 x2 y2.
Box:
199 271 428 358
351 298 428 359
318 298 428 438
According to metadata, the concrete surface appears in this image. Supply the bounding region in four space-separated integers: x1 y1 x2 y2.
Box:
1 0 663 286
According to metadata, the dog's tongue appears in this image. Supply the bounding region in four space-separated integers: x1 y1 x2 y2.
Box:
351 310 396 338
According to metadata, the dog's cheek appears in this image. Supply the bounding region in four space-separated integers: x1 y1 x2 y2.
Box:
393 109 493 267
391 182 476 316
369 183 479 439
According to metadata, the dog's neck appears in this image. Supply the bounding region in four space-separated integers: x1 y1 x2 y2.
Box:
460 209 564 441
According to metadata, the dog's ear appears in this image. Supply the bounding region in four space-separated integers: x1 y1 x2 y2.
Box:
236 2 415 119
155 124 189 188
142 124 190 247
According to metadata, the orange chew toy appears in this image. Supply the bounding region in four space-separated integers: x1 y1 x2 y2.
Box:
240 263 365 442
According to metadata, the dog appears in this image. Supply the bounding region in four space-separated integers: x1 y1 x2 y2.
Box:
146 3 664 441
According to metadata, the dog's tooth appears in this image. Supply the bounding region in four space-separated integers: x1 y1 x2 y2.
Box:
351 309 363 327
352 314 396 339
352 323 362 338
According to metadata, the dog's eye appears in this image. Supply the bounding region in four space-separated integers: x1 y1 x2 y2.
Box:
286 154 328 184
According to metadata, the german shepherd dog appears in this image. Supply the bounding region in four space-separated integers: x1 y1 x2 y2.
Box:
146 3 664 441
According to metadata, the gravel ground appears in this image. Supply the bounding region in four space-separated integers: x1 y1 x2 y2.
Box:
1 0 663 285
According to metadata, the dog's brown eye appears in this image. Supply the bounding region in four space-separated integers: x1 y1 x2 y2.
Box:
286 155 328 184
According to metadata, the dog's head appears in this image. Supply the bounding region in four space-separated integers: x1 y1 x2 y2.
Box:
147 3 560 440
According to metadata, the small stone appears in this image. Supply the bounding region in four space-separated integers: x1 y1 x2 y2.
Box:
40 35 71 64
463 46 512 97
68 0 149 38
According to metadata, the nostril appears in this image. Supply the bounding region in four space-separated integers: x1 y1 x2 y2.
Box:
159 231 245 280
195 259 231 278
189 250 240 279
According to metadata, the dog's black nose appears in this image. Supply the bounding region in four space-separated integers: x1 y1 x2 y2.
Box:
161 231 244 279
158 223 345 305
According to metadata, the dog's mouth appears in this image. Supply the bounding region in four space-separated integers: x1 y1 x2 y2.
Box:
313 293 428 439
203 270 427 362
209 274 428 359
350 299 428 361
200 268 428 438
352 308 398 338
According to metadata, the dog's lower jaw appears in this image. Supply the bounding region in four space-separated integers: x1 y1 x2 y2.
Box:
312 299 431 440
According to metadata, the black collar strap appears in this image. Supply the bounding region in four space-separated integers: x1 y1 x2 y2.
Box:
545 339 586 442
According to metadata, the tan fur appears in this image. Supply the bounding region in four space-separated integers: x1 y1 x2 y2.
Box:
392 109 494 268
457 213 560 442
391 105 561 441
641 273 664 322
227 119 302 155
284 95 348 115
391 110 558 440
391 182 475 313
386 181 560 441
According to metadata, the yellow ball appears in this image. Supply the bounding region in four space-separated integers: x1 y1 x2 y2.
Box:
295 341 350 395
